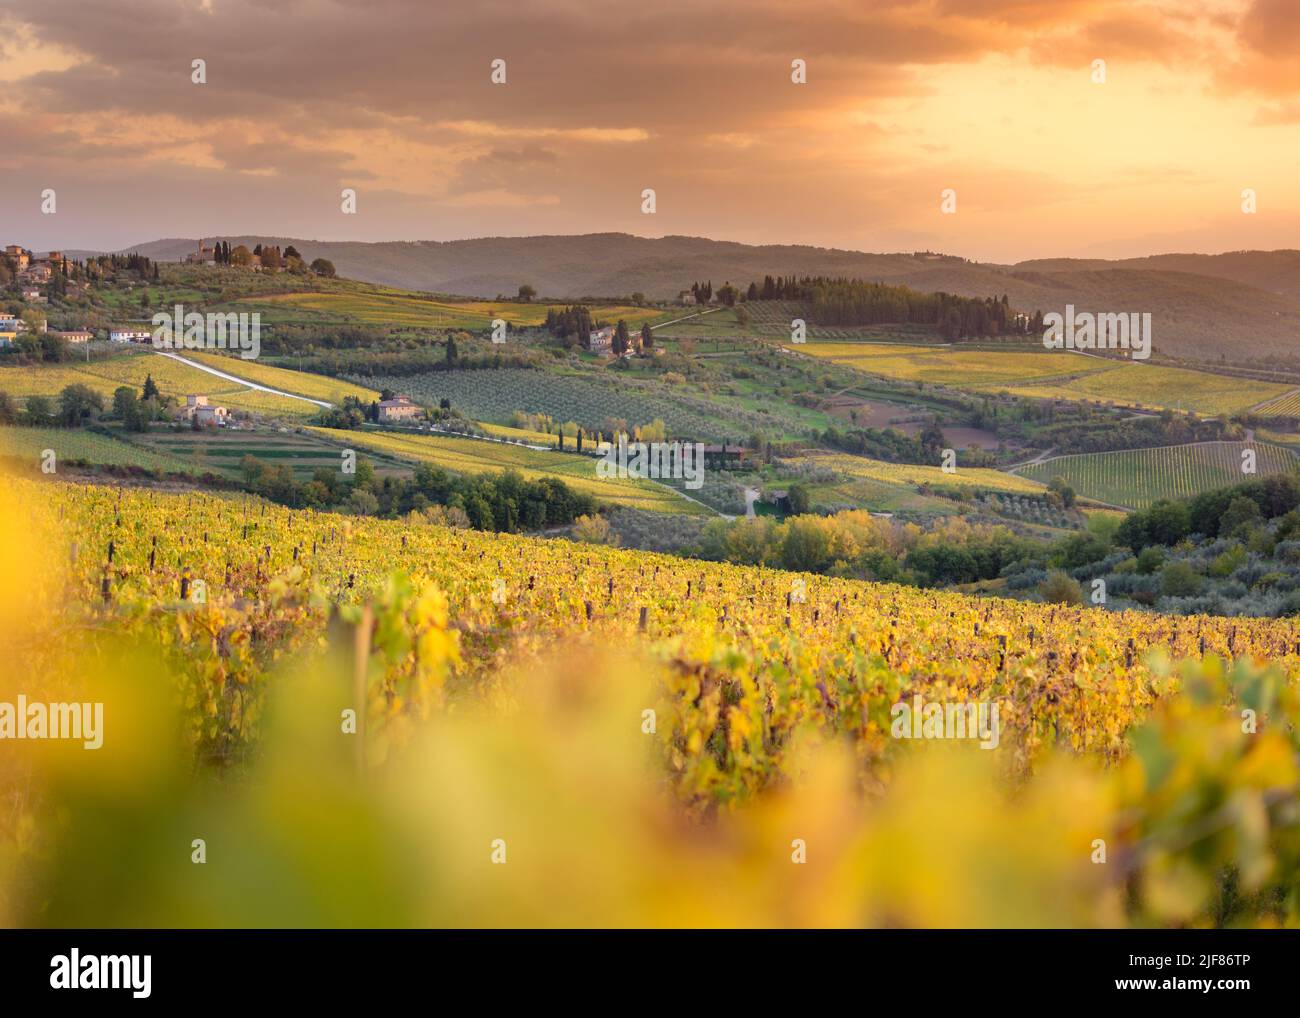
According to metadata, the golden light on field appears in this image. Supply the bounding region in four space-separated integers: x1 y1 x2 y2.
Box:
1 477 1298 927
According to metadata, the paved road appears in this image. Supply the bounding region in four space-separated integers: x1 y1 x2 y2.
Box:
153 350 333 408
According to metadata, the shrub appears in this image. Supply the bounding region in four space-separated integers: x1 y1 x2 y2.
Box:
1039 569 1083 605
1136 546 1165 575
572 514 617 545
1160 561 1204 597
1208 545 1246 578
1253 569 1284 592
1220 496 1264 539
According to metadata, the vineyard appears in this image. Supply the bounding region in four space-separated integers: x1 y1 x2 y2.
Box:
0 426 197 474
1254 389 1300 418
1019 442 1298 509
807 452 1046 496
355 368 750 441
745 303 942 343
479 421 561 447
3 476 1299 926
126 427 414 481
309 426 701 514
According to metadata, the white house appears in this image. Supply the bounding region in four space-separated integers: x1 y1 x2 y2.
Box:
109 328 152 343
587 326 614 353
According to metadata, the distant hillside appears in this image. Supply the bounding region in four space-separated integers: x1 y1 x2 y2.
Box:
1013 250 1300 302
108 234 1300 363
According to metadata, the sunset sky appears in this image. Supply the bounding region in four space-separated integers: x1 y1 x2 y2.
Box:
3 0 1299 261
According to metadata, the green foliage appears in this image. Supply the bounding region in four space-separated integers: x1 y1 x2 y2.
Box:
58 383 104 426
1160 560 1204 597
785 483 811 515
1219 495 1264 539
1136 546 1165 575
1051 532 1110 570
1208 545 1247 578
1039 569 1083 605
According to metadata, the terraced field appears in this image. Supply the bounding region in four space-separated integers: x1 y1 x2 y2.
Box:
129 427 410 480
1019 441 1298 509
308 427 703 515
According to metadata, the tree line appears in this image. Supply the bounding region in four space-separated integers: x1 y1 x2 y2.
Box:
239 455 597 532
742 275 1038 339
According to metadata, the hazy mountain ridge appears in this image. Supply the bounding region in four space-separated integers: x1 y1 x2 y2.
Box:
101 234 1300 362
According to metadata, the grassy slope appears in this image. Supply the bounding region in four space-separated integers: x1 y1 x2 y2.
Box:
183 351 380 405
0 350 314 417
230 289 659 330
997 364 1288 417
794 342 1280 416
810 452 1046 495
0 348 383 419
0 425 197 473
792 343 1115 386
123 237 1300 362
308 427 703 515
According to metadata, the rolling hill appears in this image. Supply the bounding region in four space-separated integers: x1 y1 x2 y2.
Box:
99 235 1300 364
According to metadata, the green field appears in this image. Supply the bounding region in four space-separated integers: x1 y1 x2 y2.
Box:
312 427 702 515
0 426 197 474
996 364 1287 417
360 369 752 442
479 421 562 447
183 352 380 405
792 342 1109 388
0 350 374 419
805 452 1045 496
1019 442 1298 509
127 426 409 481
232 290 660 331
794 342 1281 416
